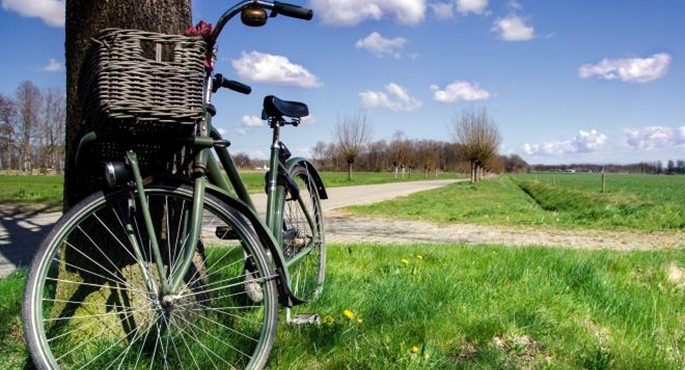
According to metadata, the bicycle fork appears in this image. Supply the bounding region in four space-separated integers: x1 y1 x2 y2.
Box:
124 151 205 298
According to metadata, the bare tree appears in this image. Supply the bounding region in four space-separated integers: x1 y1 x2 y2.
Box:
388 131 411 178
334 112 372 180
452 107 501 183
15 80 43 173
0 93 17 170
232 152 253 169
40 87 66 173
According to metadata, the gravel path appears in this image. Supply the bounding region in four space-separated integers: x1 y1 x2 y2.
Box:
325 211 684 251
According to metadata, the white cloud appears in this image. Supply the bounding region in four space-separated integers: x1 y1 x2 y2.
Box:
430 2 455 19
301 115 316 124
41 58 63 72
430 0 487 19
359 83 422 112
310 0 426 26
508 1 522 10
623 126 685 150
456 0 488 15
356 32 407 59
492 14 535 41
2 0 64 27
232 51 322 88
523 130 607 157
241 115 263 127
430 81 491 103
578 53 672 83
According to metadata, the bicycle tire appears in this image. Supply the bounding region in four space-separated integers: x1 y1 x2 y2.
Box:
280 164 326 302
23 183 278 370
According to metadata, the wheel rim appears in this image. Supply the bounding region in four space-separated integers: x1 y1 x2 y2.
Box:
282 166 325 302
26 187 277 370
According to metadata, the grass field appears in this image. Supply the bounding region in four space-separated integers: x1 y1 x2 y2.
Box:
348 173 685 231
0 175 63 205
0 171 460 204
2 245 683 369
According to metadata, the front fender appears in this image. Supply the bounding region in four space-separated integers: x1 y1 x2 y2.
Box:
284 157 328 200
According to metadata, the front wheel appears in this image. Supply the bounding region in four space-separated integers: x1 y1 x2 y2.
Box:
23 184 279 370
280 164 326 302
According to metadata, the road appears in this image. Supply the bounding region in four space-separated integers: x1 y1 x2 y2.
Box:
0 179 461 277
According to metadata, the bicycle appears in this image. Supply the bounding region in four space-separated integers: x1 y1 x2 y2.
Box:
23 1 325 369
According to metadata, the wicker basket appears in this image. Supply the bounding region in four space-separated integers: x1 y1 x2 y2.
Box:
79 28 207 132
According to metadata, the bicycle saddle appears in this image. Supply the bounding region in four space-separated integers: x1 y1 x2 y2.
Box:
262 95 309 119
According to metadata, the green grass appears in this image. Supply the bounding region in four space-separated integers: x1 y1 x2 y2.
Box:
348 174 685 231
0 270 28 369
272 244 685 369
0 175 63 204
5 245 683 369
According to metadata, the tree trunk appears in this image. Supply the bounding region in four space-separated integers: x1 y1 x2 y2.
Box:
347 161 353 180
58 0 193 341
64 0 192 208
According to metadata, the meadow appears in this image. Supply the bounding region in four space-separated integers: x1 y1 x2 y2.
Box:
2 172 684 369
348 172 685 231
2 245 683 369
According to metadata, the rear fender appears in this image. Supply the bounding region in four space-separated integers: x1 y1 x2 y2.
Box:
204 184 305 307
284 157 328 200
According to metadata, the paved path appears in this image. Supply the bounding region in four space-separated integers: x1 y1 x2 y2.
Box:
0 179 461 277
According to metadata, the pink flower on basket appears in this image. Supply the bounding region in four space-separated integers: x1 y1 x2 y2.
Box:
184 20 213 38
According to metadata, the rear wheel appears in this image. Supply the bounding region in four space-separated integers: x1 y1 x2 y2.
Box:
23 184 279 370
280 164 326 302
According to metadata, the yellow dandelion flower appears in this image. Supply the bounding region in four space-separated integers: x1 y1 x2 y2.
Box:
323 315 334 326
357 317 363 324
424 353 430 361
401 258 410 266
416 255 423 260
343 309 354 320
410 345 420 354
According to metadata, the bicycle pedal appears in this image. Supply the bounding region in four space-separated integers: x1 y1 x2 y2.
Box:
215 226 238 240
287 313 320 326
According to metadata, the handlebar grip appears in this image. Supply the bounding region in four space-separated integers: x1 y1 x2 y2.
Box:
273 1 313 20
213 73 252 95
223 79 252 94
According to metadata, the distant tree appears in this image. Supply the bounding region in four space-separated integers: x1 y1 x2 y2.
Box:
676 160 685 175
310 140 339 171
656 160 664 174
364 139 388 172
334 112 372 180
232 152 253 169
15 80 43 173
504 154 528 173
0 93 17 170
667 159 675 175
451 107 501 183
416 140 441 178
388 131 408 178
40 87 66 172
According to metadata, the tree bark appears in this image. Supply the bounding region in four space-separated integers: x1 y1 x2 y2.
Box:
57 0 194 341
64 0 191 208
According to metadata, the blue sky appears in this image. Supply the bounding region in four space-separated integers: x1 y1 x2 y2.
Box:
1 0 684 164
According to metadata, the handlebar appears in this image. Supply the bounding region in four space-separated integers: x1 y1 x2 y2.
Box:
273 1 313 20
211 0 312 44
